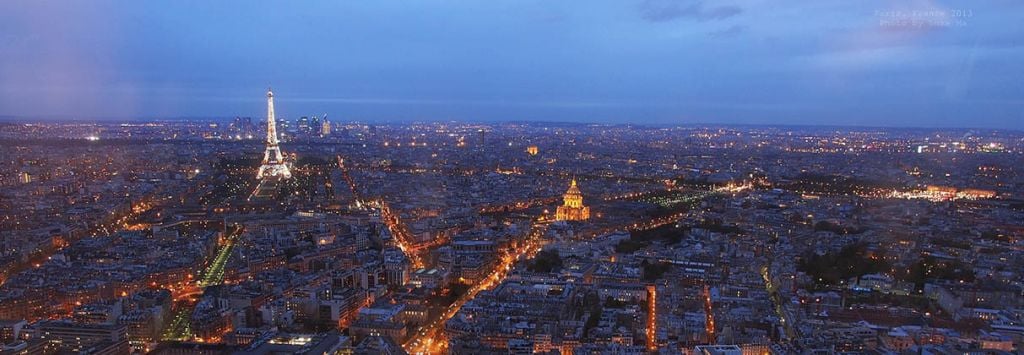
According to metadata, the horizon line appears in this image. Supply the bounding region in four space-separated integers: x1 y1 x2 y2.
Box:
0 115 1020 134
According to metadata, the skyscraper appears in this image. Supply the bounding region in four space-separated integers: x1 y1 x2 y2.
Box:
321 116 331 137
297 116 310 134
257 88 292 179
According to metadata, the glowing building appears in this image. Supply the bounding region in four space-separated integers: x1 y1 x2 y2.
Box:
321 117 331 137
257 88 292 179
555 179 590 221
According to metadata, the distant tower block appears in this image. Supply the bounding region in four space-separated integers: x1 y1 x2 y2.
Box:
257 88 292 179
321 114 331 137
527 145 539 156
555 179 590 221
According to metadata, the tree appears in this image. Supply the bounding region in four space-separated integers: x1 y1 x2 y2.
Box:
527 249 563 273
902 256 975 291
797 242 888 287
642 261 672 281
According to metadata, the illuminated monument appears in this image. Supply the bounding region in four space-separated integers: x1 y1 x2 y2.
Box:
257 88 291 179
555 179 590 221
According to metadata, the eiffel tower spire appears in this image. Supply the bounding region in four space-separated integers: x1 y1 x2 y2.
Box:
266 87 278 146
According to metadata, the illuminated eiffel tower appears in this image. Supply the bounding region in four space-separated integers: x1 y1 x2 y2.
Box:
257 88 291 179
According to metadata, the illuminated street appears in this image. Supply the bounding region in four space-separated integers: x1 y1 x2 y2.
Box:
647 284 658 350
198 226 243 287
405 219 548 354
375 198 426 268
161 305 195 341
763 264 796 340
162 226 242 341
704 284 716 344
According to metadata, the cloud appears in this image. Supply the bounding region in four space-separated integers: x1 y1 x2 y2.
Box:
638 0 742 22
707 25 746 38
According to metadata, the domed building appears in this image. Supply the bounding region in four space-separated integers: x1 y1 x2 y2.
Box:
555 179 590 221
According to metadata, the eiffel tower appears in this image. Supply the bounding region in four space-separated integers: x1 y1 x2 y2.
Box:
257 88 291 179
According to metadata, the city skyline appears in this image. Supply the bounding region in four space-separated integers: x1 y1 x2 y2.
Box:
1 1 1022 129
1 2 1023 353
1 115 1022 353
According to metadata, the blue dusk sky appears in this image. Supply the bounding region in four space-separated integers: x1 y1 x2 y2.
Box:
0 0 1022 128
